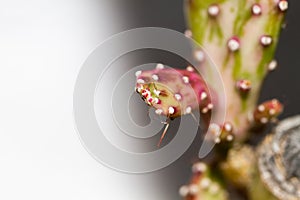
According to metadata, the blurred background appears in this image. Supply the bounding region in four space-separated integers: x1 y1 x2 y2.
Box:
1 0 300 199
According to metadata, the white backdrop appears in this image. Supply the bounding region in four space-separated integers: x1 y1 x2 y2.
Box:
0 1 172 199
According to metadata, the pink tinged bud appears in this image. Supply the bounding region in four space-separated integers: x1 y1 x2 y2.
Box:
227 36 240 52
260 35 273 47
236 79 252 92
207 4 220 17
269 99 283 114
252 4 262 16
253 99 283 124
278 0 288 12
135 68 211 119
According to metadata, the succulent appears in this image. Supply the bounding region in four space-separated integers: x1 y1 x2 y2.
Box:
185 0 286 140
134 0 291 199
180 0 289 199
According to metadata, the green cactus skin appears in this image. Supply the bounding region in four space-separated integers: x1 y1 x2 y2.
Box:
185 0 286 140
182 0 288 199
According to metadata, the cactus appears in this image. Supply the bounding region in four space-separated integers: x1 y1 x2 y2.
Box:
185 0 286 140
134 0 290 199
180 0 288 199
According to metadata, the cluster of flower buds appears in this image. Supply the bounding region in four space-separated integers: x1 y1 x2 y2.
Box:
253 99 283 124
208 122 235 144
179 162 228 200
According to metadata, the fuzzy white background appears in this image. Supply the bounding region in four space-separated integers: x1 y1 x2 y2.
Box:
0 1 169 199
